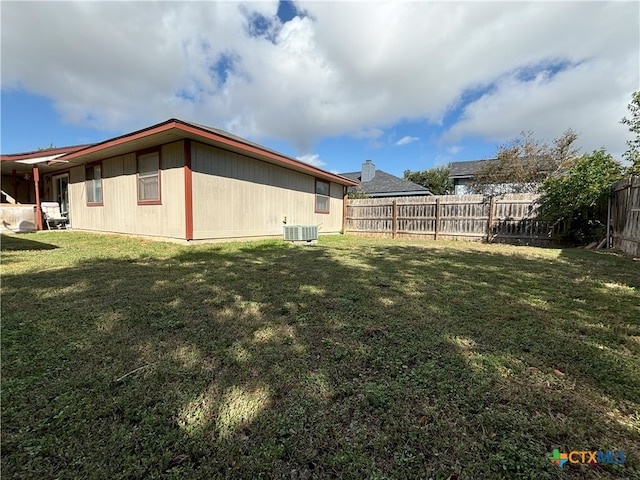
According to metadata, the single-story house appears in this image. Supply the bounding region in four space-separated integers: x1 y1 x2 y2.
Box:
448 159 497 195
0 118 358 241
340 160 432 197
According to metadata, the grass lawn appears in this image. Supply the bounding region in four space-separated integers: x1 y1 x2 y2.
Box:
1 232 639 479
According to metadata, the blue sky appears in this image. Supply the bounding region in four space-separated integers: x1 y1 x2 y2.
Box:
2 1 638 178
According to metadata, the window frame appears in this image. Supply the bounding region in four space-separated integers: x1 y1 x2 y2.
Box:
315 178 330 214
85 161 103 206
136 148 162 205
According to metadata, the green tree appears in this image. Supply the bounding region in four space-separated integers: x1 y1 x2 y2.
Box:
621 90 640 175
347 187 369 199
471 130 579 195
538 149 623 244
403 166 453 195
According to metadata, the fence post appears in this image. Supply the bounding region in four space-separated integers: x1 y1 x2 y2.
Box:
606 193 611 249
343 189 348 234
392 200 397 239
345 193 562 244
487 196 495 242
435 198 441 240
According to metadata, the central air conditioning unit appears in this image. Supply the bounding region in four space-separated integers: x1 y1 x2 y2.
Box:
283 225 319 242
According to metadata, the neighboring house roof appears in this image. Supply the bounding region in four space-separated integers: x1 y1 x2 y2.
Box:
1 119 357 186
340 169 432 197
449 159 497 179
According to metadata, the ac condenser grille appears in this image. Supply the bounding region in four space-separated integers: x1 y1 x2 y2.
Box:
283 225 318 242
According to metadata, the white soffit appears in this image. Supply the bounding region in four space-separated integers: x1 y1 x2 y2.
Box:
15 153 66 164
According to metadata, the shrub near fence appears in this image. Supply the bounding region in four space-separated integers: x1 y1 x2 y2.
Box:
346 194 565 246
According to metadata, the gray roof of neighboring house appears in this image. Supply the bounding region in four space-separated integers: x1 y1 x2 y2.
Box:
340 170 432 196
449 159 497 178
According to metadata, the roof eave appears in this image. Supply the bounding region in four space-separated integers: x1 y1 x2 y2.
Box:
368 190 433 197
0 145 92 162
449 174 474 179
54 119 357 186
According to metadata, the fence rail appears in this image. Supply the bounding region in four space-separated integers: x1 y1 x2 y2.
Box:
346 194 564 245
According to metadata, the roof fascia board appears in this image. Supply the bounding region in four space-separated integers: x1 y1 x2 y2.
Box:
174 121 356 185
1 145 90 162
50 119 178 163
54 119 357 186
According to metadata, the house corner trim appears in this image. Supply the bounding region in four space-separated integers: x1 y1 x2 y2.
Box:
184 139 193 241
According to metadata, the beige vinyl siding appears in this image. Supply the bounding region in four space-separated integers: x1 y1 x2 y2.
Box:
192 142 343 240
68 141 185 239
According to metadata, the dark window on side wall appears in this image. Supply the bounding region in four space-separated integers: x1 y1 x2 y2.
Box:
86 163 103 205
137 151 161 204
315 179 330 213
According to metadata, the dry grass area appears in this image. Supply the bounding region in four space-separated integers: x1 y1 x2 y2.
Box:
2 232 639 479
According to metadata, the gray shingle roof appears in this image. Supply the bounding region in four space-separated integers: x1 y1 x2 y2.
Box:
188 121 286 158
186 121 359 185
449 159 497 178
340 170 431 196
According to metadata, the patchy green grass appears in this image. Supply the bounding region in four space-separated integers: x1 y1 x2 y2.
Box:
2 232 639 479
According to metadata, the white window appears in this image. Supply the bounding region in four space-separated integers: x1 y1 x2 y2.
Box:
86 163 103 205
315 179 330 213
138 151 160 204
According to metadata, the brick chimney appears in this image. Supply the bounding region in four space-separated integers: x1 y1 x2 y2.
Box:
361 160 375 182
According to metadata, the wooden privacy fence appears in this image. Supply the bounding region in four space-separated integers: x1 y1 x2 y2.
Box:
346 194 564 245
611 177 640 256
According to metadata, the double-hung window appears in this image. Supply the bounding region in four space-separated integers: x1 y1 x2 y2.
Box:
86 163 103 205
315 179 330 213
137 151 161 204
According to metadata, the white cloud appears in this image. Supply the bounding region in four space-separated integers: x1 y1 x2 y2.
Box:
442 56 636 158
296 153 325 168
1 1 637 155
434 154 455 167
396 136 419 146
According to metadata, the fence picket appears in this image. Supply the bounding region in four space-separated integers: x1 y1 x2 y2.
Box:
346 194 563 245
611 177 640 256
